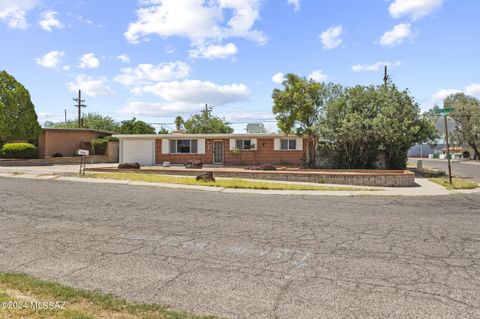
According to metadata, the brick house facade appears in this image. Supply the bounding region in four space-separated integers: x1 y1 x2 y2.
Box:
116 134 306 166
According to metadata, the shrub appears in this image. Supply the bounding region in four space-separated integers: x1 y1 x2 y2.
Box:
105 136 119 142
52 152 63 158
118 163 141 169
246 164 277 171
0 143 38 159
196 172 215 182
91 138 108 155
185 159 203 169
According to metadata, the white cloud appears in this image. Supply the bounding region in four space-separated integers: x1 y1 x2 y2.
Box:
287 0 300 12
62 65 71 71
189 43 238 59
120 101 205 117
114 61 191 86
124 0 266 46
35 50 65 68
37 112 65 124
389 0 443 21
308 70 328 82
0 0 38 29
465 84 480 97
78 53 100 69
134 79 249 106
39 11 63 32
67 75 115 97
352 61 401 72
319 25 343 50
116 54 130 63
272 72 285 84
432 89 461 103
379 23 412 47
430 84 480 107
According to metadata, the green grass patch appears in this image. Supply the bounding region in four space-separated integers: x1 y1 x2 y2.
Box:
0 272 216 319
429 177 479 190
82 172 368 191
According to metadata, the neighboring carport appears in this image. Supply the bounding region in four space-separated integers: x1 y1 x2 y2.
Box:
38 128 111 158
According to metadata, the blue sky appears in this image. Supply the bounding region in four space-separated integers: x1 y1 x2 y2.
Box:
1 0 479 132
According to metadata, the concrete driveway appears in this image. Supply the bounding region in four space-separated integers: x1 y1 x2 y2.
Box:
1 177 480 318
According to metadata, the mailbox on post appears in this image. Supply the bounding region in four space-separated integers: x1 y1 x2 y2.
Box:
77 149 89 175
77 149 90 156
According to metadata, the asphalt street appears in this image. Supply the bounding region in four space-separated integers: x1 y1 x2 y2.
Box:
1 177 480 318
409 159 480 183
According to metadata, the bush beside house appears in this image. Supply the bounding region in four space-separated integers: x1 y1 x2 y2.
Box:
90 136 120 155
91 138 108 155
0 143 38 159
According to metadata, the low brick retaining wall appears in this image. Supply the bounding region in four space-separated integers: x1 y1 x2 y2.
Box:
88 167 416 187
0 155 111 166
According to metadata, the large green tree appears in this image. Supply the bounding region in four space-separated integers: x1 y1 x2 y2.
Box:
174 116 184 131
119 118 156 134
183 105 233 134
444 93 480 159
0 71 41 144
46 112 120 132
317 83 438 169
317 85 381 168
158 127 170 134
272 73 343 166
375 83 438 168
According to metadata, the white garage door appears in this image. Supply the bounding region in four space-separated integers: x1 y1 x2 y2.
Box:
122 140 154 165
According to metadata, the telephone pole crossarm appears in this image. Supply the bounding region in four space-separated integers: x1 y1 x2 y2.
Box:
73 89 87 128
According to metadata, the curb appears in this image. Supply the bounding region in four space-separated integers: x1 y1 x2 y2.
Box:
2 172 479 197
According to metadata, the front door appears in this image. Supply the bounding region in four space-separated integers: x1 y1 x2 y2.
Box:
213 141 224 164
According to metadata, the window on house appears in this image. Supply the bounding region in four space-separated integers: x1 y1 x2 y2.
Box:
169 140 198 154
235 139 252 150
280 139 297 150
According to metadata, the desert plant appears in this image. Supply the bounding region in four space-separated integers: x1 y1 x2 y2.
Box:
52 152 63 158
0 143 38 159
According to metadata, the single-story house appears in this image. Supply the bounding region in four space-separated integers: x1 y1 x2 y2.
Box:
39 128 111 158
114 133 306 166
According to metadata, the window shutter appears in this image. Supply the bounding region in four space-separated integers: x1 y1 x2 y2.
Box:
296 138 303 151
197 139 205 154
274 138 281 151
229 139 235 150
161 139 170 154
250 138 257 150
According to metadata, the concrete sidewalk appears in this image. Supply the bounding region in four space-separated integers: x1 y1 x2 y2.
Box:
0 164 478 196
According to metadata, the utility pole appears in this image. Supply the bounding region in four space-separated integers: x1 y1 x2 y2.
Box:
444 115 453 185
434 107 454 184
64 109 67 123
73 90 87 128
383 65 390 88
